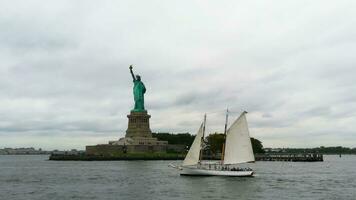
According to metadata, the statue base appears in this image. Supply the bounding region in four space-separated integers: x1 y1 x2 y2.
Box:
85 110 171 155
125 111 152 138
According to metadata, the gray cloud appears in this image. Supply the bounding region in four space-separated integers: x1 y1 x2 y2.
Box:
0 0 356 149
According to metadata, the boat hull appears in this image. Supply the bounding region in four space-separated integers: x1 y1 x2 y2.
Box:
180 167 254 177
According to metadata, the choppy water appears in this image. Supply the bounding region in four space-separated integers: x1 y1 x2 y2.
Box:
0 155 355 200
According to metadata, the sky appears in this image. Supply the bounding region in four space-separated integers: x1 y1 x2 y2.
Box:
0 0 355 150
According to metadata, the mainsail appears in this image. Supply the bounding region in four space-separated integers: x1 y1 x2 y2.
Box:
182 123 204 166
223 111 255 164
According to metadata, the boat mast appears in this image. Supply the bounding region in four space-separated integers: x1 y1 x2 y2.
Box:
221 108 229 164
198 114 207 164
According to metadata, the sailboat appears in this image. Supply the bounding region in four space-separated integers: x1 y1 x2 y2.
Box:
172 110 255 177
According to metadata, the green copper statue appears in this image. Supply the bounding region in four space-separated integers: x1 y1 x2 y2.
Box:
129 65 146 112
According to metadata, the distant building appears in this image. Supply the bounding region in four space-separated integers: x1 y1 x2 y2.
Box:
0 147 49 155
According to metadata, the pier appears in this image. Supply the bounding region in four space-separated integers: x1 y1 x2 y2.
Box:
49 152 185 161
49 152 324 162
255 153 323 162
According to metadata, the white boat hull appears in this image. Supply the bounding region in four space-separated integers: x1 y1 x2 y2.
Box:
180 167 254 177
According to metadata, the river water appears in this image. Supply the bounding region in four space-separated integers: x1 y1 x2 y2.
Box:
0 155 355 200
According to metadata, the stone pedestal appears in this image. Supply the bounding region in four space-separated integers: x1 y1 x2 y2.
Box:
85 110 169 155
125 111 152 138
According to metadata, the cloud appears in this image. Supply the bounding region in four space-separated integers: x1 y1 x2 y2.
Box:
0 0 356 149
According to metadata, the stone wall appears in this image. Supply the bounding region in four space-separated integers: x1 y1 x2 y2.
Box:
86 145 124 156
167 144 186 153
127 144 167 153
86 144 167 156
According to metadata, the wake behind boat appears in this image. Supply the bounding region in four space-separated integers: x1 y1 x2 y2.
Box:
171 110 255 177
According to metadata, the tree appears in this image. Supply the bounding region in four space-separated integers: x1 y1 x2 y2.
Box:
206 133 264 154
251 138 265 153
206 133 225 155
152 132 194 147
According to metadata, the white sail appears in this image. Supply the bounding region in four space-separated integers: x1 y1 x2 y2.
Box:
223 111 255 164
182 123 204 166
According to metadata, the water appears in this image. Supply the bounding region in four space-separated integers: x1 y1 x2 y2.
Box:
0 155 355 200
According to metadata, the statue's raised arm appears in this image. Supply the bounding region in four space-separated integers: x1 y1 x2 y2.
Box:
129 65 136 81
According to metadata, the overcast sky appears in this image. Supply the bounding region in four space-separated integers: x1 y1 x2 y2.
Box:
0 0 355 150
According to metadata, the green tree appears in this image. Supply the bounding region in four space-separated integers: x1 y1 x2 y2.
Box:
206 133 225 155
152 132 194 147
206 133 264 154
251 138 265 153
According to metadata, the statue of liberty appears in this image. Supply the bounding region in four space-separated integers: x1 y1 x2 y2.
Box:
129 65 146 112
